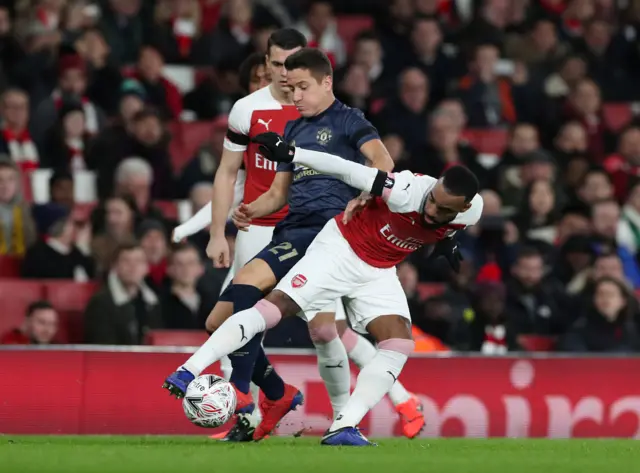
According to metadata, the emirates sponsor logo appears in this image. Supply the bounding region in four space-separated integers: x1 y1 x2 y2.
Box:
379 224 423 250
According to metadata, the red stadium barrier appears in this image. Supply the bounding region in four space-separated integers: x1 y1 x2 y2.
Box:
1 348 640 438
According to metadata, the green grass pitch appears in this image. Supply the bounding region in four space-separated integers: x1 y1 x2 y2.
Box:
1 436 638 473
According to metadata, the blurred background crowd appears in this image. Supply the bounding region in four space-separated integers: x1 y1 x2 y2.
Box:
1 0 640 354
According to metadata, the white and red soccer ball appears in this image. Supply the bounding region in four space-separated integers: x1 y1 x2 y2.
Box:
182 374 237 428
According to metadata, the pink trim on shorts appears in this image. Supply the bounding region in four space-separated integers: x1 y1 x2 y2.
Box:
309 324 338 344
378 338 415 355
340 328 359 353
255 299 282 329
382 172 396 201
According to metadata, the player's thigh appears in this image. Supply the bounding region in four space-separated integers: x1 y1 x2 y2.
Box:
205 301 234 332
234 225 274 268
232 257 278 292
346 268 411 339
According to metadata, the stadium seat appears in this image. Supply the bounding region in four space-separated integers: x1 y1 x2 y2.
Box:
145 330 209 346
417 283 445 300
0 255 23 278
462 129 509 155
0 280 45 337
169 121 216 172
517 335 557 352
336 15 374 55
602 103 633 131
43 281 99 343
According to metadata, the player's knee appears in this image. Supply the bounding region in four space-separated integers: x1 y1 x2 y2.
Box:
308 322 338 345
205 314 221 333
378 338 415 355
264 290 301 319
367 314 412 344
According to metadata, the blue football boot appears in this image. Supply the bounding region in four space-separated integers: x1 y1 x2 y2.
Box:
321 427 377 446
162 369 195 398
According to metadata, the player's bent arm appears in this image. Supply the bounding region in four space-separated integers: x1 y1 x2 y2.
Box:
292 147 425 213
210 149 244 238
246 171 293 218
359 139 395 173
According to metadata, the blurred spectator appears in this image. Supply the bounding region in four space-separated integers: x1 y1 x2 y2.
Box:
162 242 215 329
31 171 75 237
575 18 634 101
48 169 74 208
99 0 146 65
152 0 212 65
543 55 588 102
138 219 170 293
553 234 596 294
500 149 557 209
93 109 174 200
208 0 256 66
454 43 517 128
514 179 560 245
575 166 614 206
237 51 270 94
560 0 596 39
619 182 640 254
177 116 226 198
0 6 24 88
410 108 487 186
377 0 414 71
589 199 640 288
131 46 182 119
0 300 58 345
39 101 93 171
0 157 36 256
552 120 589 164
32 54 106 145
396 261 425 319
373 67 429 152
381 134 409 166
184 58 244 119
467 282 510 353
505 246 569 348
456 0 511 54
336 64 371 115
181 182 214 256
560 277 639 352
409 16 460 104
560 79 613 161
592 251 628 286
74 27 124 117
603 125 640 203
294 0 346 67
91 195 137 275
22 207 94 280
505 18 569 75
0 88 38 171
84 242 163 345
501 123 540 166
350 31 390 100
556 204 591 246
112 157 168 221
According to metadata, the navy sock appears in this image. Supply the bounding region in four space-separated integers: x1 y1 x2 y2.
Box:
228 284 265 394
252 347 285 401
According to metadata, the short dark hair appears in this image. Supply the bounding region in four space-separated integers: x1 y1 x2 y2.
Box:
307 0 332 13
49 170 73 189
267 28 307 53
112 241 143 265
590 198 619 218
355 30 380 44
238 52 266 93
26 300 55 317
515 246 542 262
132 107 162 123
441 165 479 203
284 47 333 81
170 242 202 262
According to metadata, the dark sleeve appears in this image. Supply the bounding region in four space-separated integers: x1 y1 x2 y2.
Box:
344 109 380 149
87 63 123 117
84 295 117 344
21 247 40 279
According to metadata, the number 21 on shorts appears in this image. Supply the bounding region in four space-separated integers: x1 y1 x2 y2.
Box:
269 242 298 262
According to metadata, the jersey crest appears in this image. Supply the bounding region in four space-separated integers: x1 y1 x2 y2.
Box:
316 127 333 145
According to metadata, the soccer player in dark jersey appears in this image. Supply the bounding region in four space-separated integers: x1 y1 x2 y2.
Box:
163 48 395 440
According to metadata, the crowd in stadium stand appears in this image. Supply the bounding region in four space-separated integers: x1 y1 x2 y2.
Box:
1 0 640 354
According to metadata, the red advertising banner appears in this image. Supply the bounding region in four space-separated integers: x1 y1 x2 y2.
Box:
1 349 639 438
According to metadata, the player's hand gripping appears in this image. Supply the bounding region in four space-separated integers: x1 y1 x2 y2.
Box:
342 192 372 224
206 235 231 268
232 203 253 232
428 237 463 273
252 132 295 163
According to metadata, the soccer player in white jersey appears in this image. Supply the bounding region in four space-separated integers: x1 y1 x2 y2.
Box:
177 129 483 446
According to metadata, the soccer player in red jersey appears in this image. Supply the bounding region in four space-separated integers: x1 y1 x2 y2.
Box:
182 130 482 446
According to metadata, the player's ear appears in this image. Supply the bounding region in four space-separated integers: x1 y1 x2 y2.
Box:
323 74 333 92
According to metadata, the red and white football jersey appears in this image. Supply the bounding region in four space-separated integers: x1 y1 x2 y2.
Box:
223 85 300 226
336 171 483 268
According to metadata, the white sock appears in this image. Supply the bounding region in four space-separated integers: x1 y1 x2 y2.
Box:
314 337 351 419
181 305 274 376
342 329 412 406
330 348 409 431
220 356 233 380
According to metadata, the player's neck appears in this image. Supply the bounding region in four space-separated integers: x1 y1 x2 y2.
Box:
269 83 294 105
315 93 336 115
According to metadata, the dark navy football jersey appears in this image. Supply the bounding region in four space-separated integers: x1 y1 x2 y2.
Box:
276 99 379 230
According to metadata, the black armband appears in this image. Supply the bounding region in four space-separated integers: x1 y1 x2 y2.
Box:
371 170 393 197
226 129 250 146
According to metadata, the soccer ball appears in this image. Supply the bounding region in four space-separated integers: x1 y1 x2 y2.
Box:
182 374 237 428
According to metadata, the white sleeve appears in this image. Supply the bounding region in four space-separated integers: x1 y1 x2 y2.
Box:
382 171 436 213
223 99 251 152
172 202 212 242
